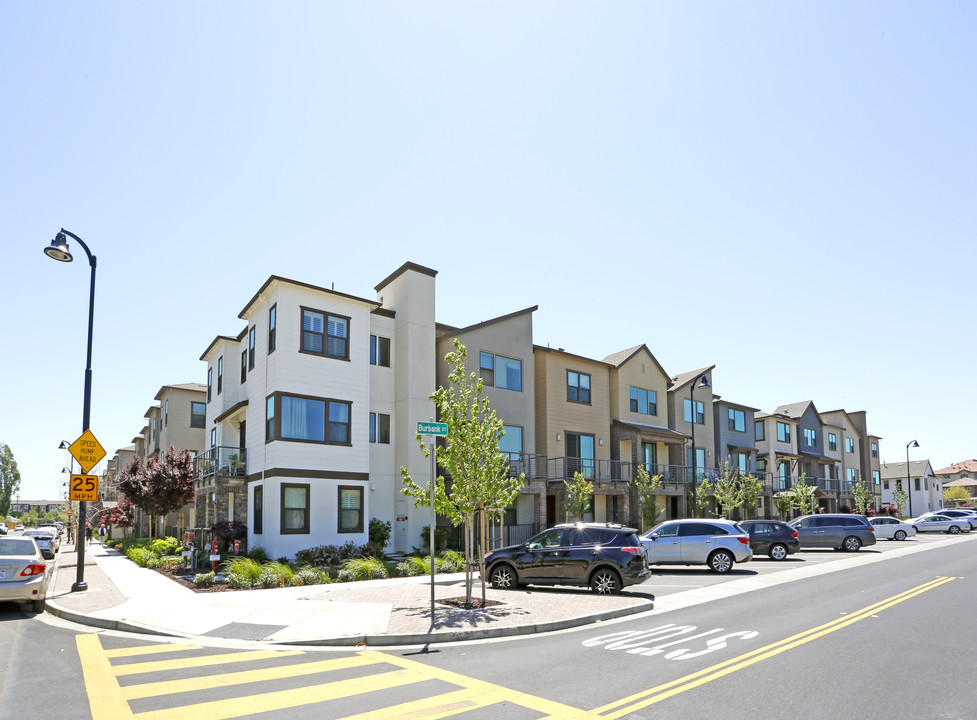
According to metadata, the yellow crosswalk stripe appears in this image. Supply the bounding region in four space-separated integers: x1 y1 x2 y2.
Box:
113 648 304 676
131 669 427 720
122 653 385 700
332 688 486 720
105 643 203 658
76 635 135 720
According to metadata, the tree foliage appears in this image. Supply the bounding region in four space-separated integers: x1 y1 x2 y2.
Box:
738 473 763 521
851 477 874 515
943 486 971 505
564 472 594 522
400 339 524 607
0 443 22 519
712 462 742 519
630 465 663 532
792 474 818 516
891 486 909 515
114 447 194 537
694 477 713 517
775 491 794 521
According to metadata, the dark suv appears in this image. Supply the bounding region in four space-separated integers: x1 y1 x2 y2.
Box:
482 523 650 594
789 514 877 551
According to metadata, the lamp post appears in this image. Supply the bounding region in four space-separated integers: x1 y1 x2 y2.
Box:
688 373 710 518
44 229 96 592
906 440 919 517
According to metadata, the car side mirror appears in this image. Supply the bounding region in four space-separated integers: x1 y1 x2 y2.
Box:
649 533 660 541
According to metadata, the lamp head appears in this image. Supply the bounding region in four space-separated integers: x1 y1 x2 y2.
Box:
909 440 919 449
44 232 73 262
697 375 711 389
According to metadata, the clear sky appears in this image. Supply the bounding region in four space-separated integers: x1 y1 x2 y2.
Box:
2 2 974 502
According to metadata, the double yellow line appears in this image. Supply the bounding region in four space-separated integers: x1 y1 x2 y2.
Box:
594 576 956 718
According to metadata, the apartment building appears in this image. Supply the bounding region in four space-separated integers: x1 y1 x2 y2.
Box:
935 460 977 502
197 263 436 560
880 459 940 516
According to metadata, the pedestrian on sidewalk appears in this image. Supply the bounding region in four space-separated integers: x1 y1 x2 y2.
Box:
86 522 93 545
98 524 106 544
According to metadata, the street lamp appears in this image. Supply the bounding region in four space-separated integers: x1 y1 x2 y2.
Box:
688 373 710 518
906 440 919 518
44 229 97 592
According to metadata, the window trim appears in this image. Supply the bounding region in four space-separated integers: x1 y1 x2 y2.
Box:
280 483 310 535
248 327 256 370
776 421 791 443
207 367 212 402
268 304 277 354
629 386 657 416
567 370 591 404
265 392 353 446
728 408 745 432
217 356 223 395
369 411 391 444
479 351 522 391
370 334 391 367
684 399 705 425
253 485 263 534
191 401 206 429
338 485 364 533
299 306 351 361
755 420 765 442
241 350 247 383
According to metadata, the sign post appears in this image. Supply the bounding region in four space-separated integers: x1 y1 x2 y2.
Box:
417 421 448 625
67 428 106 592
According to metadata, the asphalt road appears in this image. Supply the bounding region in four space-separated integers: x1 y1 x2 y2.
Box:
1 533 974 719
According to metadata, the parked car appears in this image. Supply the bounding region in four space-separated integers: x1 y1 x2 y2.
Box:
482 523 650 594
22 529 58 559
14 524 24 532
38 524 62 548
920 509 977 530
868 516 916 541
0 522 7 535
911 514 970 534
739 520 800 560
0 535 50 612
788 514 877 551
641 519 752 574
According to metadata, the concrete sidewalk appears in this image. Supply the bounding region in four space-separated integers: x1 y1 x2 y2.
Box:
45 542 653 646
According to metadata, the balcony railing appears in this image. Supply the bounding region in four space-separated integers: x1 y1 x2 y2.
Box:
194 446 248 483
545 457 634 483
504 453 548 480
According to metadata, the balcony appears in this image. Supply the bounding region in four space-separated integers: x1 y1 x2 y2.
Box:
504 453 548 480
194 446 248 485
545 457 634 483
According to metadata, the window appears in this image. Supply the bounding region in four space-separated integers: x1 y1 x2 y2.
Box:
871 442 878 458
873 470 881 485
803 428 816 447
883 480 889 490
164 399 168 427
281 484 309 534
846 438 855 453
207 368 213 402
914 478 921 491
480 352 522 391
217 356 223 395
630 387 657 416
339 486 364 533
210 427 216 448
566 432 595 478
191 402 206 428
370 335 391 367
248 327 256 370
253 486 263 534
268 305 277 354
301 308 349 359
241 350 247 383
828 433 837 451
847 468 857 484
687 448 706 476
728 408 745 432
684 399 705 425
776 422 791 443
755 421 765 442
499 425 523 460
642 442 657 472
757 459 767 475
369 412 390 444
733 452 748 474
567 371 591 403
266 393 351 445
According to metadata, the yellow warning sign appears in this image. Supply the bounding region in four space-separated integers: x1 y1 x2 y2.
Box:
69 474 99 502
68 429 106 473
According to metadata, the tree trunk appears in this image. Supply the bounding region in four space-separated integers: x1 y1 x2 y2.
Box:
463 515 472 607
479 504 487 607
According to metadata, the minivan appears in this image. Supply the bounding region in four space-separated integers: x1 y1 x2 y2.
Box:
789 514 876 551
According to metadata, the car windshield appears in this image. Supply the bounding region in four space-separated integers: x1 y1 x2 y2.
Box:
0 538 37 556
25 530 52 537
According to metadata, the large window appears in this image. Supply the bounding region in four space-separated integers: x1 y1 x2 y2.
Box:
642 442 657 472
370 335 391 367
217 356 223 395
803 428 816 447
630 387 657 416
499 425 523 460
266 393 351 445
248 327 256 370
301 308 349 359
191 402 206 428
687 447 706 476
684 399 705 425
847 468 857 484
281 484 309 534
566 432 595 478
241 350 247 383
828 433 837 451
339 486 364 533
755 421 765 442
369 412 390 444
566 371 591 403
480 352 522 391
728 408 745 432
846 438 855 453
776 422 791 443
268 305 277 354
733 451 748 474
253 486 263 534
871 442 878 458
873 470 881 485
207 368 212 402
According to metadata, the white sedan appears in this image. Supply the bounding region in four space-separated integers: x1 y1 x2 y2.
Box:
911 514 970 534
868 516 916 540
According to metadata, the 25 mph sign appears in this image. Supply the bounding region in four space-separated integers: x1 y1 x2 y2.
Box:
69 474 99 502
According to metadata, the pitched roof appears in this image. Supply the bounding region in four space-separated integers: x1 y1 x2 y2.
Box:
935 459 977 475
154 383 207 401
601 344 671 380
436 306 537 339
879 459 934 480
669 365 716 392
776 401 819 418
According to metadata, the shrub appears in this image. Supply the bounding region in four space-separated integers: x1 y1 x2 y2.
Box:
396 556 429 577
247 546 269 563
369 518 392 550
126 547 153 567
363 541 386 558
149 536 180 556
259 561 299 588
337 556 389 582
839 505 853 514
296 567 332 586
421 525 449 552
193 572 216 588
211 520 248 552
224 557 263 588
438 549 465 572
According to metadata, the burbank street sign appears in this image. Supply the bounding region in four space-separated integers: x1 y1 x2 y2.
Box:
417 421 448 436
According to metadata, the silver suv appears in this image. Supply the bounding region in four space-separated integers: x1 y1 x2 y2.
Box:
789 514 877 551
641 518 753 574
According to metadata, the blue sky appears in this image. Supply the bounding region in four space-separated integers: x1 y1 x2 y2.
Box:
2 2 974 501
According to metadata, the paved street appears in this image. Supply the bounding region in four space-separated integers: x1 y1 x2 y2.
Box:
1 531 975 718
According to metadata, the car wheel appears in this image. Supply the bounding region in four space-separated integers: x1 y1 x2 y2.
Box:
490 564 518 590
842 536 862 552
894 530 907 541
590 568 622 595
949 525 961 534
709 550 734 574
768 543 788 561
31 598 45 613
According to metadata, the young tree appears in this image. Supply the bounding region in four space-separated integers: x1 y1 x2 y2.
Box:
851 478 874 515
712 461 742 519
140 446 195 537
738 474 763 521
775 492 794 521
694 477 713 517
0 443 21 519
892 486 909 516
943 486 971 506
792 474 818 516
564 472 594 522
630 465 664 532
401 340 524 608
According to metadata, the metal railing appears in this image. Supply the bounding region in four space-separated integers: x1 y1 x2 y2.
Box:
504 453 548 480
545 457 634 483
193 446 248 483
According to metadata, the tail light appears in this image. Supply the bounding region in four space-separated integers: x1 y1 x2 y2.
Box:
620 547 643 554
737 536 750 544
20 564 46 577
790 531 798 539
869 526 875 532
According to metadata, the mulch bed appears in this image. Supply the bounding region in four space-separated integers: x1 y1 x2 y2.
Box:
436 597 505 609
156 566 232 593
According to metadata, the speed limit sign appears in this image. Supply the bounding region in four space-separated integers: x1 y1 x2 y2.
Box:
70 474 99 502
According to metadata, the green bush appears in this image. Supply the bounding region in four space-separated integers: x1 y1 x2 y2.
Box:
396 556 429 577
193 572 216 588
439 549 465 572
224 557 263 589
337 556 389 582
126 547 153 567
296 567 332 586
369 518 392 550
247 546 269 563
149 536 180 556
258 561 299 588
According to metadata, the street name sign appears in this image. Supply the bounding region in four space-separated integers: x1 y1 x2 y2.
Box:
69 474 99 502
68 429 106 473
417 421 448 436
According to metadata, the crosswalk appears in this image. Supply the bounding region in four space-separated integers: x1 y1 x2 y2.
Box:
76 635 598 719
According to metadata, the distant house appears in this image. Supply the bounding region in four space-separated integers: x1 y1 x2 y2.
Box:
934 460 977 503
